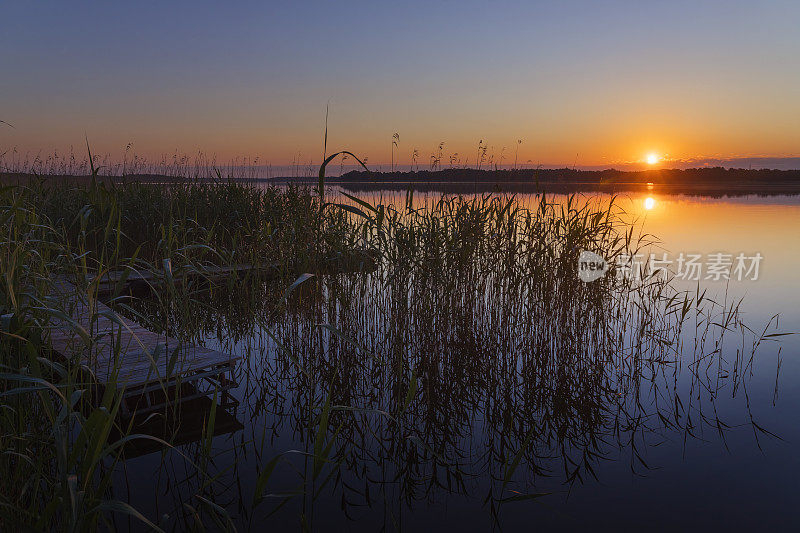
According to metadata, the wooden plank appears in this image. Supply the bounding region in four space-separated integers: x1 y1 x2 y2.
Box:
86 249 379 295
87 263 274 296
47 280 239 389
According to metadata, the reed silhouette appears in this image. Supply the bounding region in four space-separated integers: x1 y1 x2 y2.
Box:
0 167 787 530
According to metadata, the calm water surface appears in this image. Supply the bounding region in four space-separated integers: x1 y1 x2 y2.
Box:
116 190 800 531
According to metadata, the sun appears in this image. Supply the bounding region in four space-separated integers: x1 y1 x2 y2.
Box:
646 153 660 165
644 197 656 210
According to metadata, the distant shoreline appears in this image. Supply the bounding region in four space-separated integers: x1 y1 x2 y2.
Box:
327 180 800 197
283 167 800 196
4 167 800 197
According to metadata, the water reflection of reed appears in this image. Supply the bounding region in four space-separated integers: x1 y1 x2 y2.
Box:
127 193 782 529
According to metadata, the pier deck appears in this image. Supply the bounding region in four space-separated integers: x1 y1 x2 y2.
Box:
48 280 239 415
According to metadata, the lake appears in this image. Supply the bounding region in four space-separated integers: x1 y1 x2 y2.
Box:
115 188 800 531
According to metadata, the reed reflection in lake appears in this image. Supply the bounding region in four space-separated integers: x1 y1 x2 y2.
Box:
117 190 796 531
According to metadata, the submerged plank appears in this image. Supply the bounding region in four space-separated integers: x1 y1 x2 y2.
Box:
87 249 379 295
88 263 263 295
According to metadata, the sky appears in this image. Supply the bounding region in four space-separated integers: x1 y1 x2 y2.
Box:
1 0 799 171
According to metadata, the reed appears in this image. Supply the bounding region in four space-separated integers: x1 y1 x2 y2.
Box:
125 187 784 527
0 173 362 530
0 161 787 529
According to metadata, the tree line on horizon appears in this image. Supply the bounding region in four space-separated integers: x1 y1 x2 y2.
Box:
334 166 800 184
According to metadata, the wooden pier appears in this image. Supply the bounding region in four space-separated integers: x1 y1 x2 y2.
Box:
48 280 239 415
46 249 377 414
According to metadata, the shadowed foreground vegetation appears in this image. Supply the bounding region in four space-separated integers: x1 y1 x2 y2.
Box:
0 174 786 530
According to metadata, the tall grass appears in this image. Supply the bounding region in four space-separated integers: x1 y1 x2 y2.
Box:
0 175 363 530
127 188 785 527
0 168 787 529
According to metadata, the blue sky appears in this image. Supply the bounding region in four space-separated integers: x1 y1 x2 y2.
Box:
2 0 798 168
